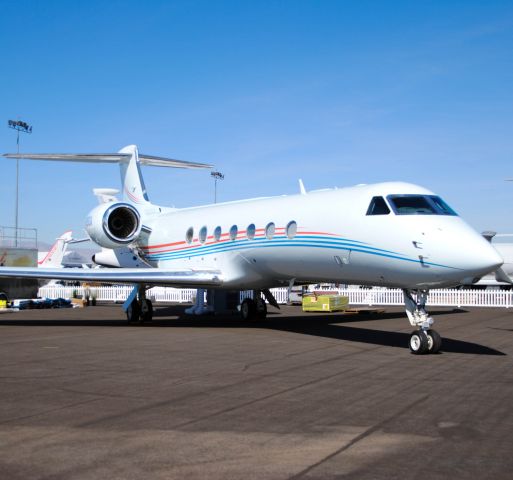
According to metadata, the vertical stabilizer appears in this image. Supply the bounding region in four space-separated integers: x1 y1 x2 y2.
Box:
38 231 74 267
118 145 151 205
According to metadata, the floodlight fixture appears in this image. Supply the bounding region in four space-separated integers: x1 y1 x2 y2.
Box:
8 119 32 133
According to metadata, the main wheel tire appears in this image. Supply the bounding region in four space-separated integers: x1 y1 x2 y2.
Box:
140 299 153 323
409 330 429 355
127 300 141 323
240 298 257 321
256 298 267 320
426 329 442 354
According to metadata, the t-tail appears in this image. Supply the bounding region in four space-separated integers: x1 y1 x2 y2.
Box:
3 145 213 251
2 145 213 208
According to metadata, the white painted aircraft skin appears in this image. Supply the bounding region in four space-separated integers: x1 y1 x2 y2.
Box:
474 243 513 286
134 182 502 290
494 244 513 280
0 145 502 290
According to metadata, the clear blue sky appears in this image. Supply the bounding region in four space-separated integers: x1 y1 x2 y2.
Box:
1 0 512 246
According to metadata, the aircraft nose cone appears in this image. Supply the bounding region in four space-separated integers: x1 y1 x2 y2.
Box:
468 241 503 276
484 245 504 271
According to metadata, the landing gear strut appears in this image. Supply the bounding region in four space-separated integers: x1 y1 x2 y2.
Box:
126 286 153 323
403 289 442 354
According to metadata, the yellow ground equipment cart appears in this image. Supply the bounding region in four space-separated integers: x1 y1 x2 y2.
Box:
302 293 349 312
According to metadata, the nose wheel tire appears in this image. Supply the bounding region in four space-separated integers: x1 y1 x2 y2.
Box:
409 330 429 354
426 329 442 354
409 329 442 354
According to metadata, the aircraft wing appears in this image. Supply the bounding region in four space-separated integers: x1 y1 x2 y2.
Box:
0 266 223 287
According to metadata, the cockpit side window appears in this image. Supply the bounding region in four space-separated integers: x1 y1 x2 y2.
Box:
366 196 391 215
387 195 458 216
429 196 457 216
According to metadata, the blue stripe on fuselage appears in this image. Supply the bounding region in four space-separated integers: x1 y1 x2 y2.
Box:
143 236 460 270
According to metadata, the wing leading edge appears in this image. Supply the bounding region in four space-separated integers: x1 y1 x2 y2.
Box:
0 267 223 288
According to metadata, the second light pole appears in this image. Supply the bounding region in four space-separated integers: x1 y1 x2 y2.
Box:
211 170 224 204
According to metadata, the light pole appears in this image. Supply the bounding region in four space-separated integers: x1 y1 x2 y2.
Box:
8 119 32 246
210 171 224 204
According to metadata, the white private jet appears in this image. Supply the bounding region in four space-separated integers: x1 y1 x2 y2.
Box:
0 145 503 354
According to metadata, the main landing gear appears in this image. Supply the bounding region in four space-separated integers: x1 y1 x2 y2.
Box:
126 286 153 323
403 289 442 355
182 289 278 319
240 296 267 321
240 289 280 321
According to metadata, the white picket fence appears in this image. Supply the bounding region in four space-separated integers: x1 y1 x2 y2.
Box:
37 285 513 308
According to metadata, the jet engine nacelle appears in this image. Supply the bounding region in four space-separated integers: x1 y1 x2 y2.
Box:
85 202 141 250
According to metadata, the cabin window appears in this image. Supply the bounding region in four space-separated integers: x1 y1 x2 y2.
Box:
366 196 391 215
199 226 207 244
387 195 458 216
214 226 222 241
286 221 297 239
265 222 275 240
229 225 238 241
247 223 256 240
185 227 194 244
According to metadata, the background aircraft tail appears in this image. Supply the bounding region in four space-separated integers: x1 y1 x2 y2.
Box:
38 230 74 267
38 230 90 268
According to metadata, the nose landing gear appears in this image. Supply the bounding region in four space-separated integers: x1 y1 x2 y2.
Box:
403 289 442 354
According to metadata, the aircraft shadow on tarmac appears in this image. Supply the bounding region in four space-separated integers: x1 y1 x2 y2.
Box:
160 308 504 356
0 305 505 356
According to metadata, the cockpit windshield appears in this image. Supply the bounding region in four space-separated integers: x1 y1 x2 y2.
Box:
387 195 458 216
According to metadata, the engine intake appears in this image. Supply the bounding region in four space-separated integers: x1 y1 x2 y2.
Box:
86 202 142 249
104 204 140 243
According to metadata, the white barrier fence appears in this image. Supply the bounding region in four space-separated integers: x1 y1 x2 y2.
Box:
37 285 513 308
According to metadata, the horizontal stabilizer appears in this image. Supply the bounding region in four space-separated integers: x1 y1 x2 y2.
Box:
3 152 213 169
0 266 223 288
68 238 90 245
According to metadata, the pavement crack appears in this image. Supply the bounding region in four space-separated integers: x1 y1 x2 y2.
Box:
0 397 104 426
287 393 430 480
171 366 362 430
56 387 147 400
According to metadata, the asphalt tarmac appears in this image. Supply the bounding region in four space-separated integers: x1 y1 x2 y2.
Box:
0 303 512 479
